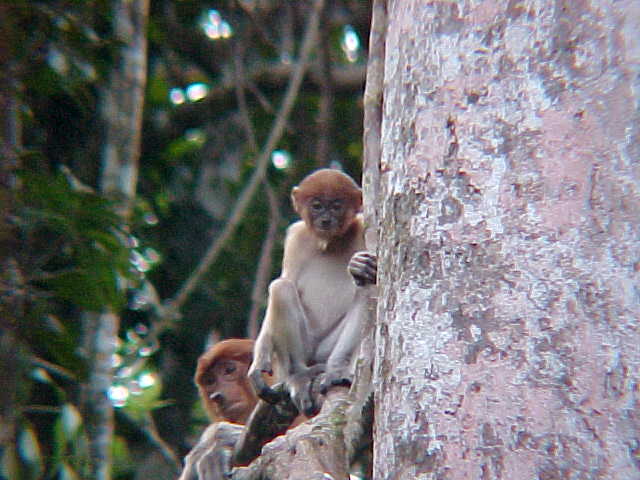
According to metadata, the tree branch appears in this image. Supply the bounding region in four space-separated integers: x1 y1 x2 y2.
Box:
139 412 182 473
232 388 352 480
313 10 334 167
81 2 149 479
362 0 387 248
232 37 281 340
247 185 280 339
170 0 326 311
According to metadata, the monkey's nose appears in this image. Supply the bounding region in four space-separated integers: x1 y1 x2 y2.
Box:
209 392 224 404
320 219 332 229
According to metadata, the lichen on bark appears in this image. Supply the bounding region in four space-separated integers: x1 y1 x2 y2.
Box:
372 1 640 479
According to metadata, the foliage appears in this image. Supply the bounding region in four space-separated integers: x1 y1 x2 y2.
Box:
18 170 134 310
1 1 370 478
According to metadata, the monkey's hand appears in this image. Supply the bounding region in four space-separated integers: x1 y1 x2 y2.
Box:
178 422 243 480
248 362 283 405
319 366 353 395
348 251 377 286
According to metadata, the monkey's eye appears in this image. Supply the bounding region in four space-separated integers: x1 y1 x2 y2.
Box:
310 201 324 212
330 200 343 213
220 362 238 377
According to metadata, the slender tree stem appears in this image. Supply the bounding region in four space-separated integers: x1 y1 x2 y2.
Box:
171 0 325 311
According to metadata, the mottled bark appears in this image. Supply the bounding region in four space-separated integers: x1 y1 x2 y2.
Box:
81 310 120 480
371 1 640 479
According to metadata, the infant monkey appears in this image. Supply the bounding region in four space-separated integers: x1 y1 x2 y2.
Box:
249 169 377 415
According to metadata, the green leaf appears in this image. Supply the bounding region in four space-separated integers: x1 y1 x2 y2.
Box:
44 268 124 310
111 435 133 478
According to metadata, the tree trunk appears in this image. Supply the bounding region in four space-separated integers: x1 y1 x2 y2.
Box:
99 0 149 206
81 2 148 479
370 1 640 479
0 5 25 466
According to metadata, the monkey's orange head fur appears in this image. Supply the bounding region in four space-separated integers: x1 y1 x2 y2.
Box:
195 338 257 424
291 169 362 214
195 338 254 385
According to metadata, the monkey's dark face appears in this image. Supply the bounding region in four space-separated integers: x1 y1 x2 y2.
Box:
306 197 352 238
198 358 255 424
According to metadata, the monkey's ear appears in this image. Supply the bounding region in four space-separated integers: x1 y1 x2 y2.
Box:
291 186 301 214
355 189 363 212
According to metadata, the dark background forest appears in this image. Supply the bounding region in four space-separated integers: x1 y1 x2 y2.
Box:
0 1 370 478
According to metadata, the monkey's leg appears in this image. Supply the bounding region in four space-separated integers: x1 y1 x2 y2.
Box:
267 278 326 415
287 363 326 416
249 278 311 406
249 328 281 404
320 289 368 394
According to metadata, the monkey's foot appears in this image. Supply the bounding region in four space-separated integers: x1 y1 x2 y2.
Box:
258 385 285 404
319 371 353 395
248 364 283 404
288 365 325 416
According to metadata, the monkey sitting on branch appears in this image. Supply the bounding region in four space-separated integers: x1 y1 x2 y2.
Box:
248 168 377 417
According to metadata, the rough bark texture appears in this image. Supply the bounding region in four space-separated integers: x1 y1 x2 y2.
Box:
372 1 640 479
231 388 351 480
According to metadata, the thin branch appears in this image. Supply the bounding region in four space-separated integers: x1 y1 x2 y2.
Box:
139 411 182 474
280 2 295 63
233 37 282 340
31 356 77 382
314 10 334 167
362 0 387 245
235 1 279 51
170 0 326 311
247 185 280 339
246 81 276 114
233 39 259 153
